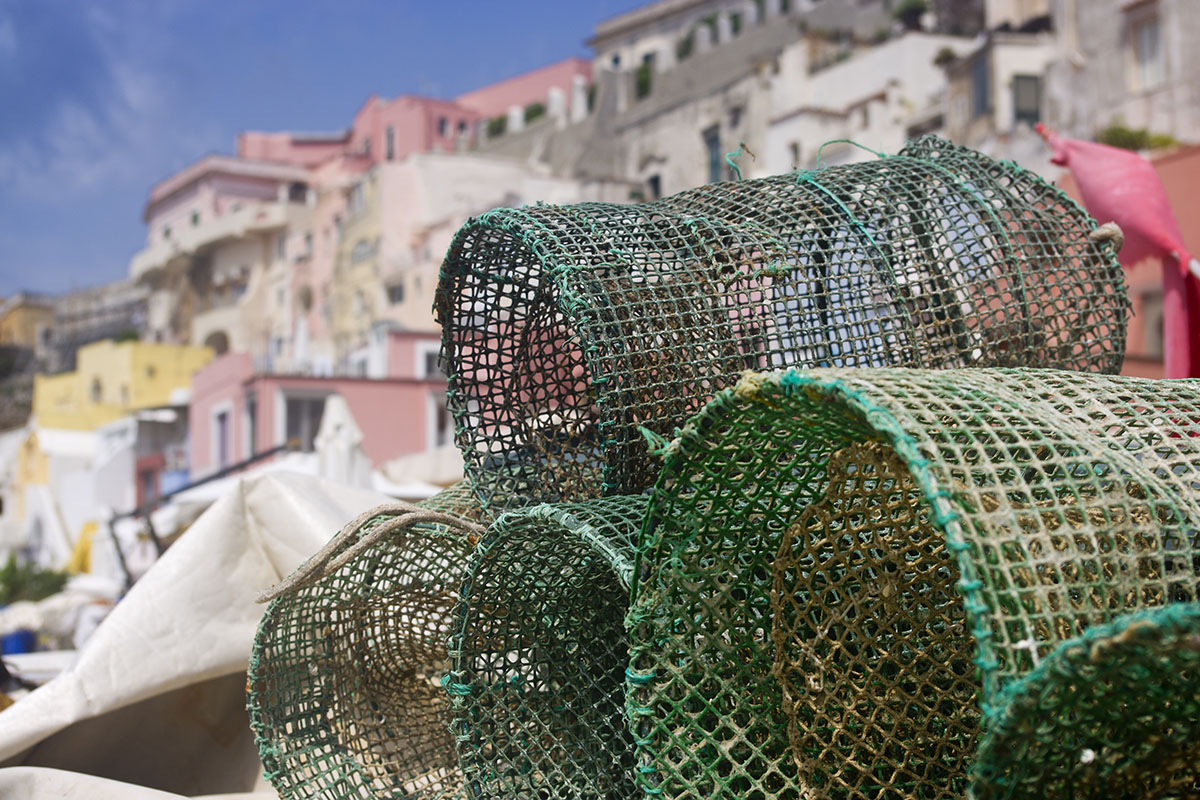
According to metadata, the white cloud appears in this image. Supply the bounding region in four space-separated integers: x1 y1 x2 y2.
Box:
0 4 219 203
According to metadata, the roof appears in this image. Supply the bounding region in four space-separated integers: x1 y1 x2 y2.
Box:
144 154 312 220
589 0 713 47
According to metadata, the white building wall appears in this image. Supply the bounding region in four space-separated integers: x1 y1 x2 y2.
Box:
765 33 976 174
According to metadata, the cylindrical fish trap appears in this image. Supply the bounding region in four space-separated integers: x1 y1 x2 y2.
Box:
445 496 647 799
626 368 1200 800
435 136 1129 514
247 482 488 800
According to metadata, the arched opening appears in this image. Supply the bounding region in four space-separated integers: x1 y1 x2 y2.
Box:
204 331 230 356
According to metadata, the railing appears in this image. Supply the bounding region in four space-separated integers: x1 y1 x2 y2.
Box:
106 438 300 588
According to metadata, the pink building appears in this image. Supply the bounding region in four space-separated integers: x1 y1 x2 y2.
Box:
189 329 448 477
456 57 592 120
133 55 596 379
236 56 594 168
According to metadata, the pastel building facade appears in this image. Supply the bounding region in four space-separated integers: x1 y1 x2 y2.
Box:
132 58 595 378
765 32 977 174
188 328 448 478
8 341 211 568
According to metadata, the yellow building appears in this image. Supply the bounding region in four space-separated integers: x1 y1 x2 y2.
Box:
0 293 55 350
33 340 213 431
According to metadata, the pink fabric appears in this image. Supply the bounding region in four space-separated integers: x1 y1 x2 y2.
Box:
1037 124 1200 378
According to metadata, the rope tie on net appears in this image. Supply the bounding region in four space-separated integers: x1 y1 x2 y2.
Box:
257 501 487 602
1089 221 1124 252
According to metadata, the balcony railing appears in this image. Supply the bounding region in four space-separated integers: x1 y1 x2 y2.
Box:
130 201 307 280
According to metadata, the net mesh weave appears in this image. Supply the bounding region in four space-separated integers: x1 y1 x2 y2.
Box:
626 367 1200 800
248 481 486 800
435 136 1128 514
446 496 647 799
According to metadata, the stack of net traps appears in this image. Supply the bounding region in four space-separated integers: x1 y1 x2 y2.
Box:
245 135 1197 800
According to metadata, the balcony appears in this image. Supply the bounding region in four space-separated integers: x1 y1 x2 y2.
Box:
130 201 308 281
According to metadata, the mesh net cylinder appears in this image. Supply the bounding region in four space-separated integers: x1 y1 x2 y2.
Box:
435 136 1128 514
626 368 1200 800
248 482 487 800
446 496 647 799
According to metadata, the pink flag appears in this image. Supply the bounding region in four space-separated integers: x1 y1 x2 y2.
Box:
1037 123 1200 378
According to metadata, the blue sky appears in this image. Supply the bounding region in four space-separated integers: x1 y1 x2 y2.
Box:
0 0 641 295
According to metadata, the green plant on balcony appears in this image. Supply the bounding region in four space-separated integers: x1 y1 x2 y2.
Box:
635 62 653 100
1095 120 1177 152
486 115 507 138
894 0 928 30
0 556 68 606
677 31 695 61
933 46 957 67
524 102 545 123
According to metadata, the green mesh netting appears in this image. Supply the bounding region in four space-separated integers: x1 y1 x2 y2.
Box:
249 135 1146 800
973 602 1200 798
445 496 647 799
626 367 1200 800
248 482 487 800
435 136 1128 514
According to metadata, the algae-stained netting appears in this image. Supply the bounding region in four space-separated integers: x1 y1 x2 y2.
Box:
446 495 647 799
248 482 487 800
626 368 1200 800
435 136 1129 513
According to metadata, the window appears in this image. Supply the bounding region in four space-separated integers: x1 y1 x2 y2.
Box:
703 126 723 183
245 392 258 458
429 391 452 448
162 225 171 241
120 384 129 406
288 182 308 203
1012 74 1041 127
191 210 200 226
1130 12 1164 90
215 409 230 469
91 377 102 404
416 342 442 379
304 232 313 257
145 365 156 379
140 469 158 504
729 106 743 129
387 283 405 304
348 183 364 214
970 54 989 119
647 174 662 200
351 238 375 265
386 125 395 160
789 141 802 168
363 137 371 158
284 395 327 452
457 120 467 134
437 117 448 137
611 53 621 68
1142 290 1164 359
276 232 287 261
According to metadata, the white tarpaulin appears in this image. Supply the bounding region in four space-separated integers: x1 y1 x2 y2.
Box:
0 471 390 796
0 766 276 799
